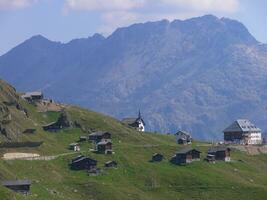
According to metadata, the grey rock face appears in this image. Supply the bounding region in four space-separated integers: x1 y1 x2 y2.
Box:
0 15 266 140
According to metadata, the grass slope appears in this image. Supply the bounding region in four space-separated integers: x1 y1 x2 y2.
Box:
0 106 267 200
0 80 36 141
0 80 267 199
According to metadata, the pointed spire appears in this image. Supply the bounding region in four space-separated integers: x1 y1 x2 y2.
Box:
138 109 141 119
136 109 146 128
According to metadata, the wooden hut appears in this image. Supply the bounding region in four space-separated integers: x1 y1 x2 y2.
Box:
21 92 43 102
205 154 216 163
96 140 112 154
105 161 118 168
175 131 192 145
42 112 70 132
71 155 84 162
152 153 164 162
170 147 201 165
88 168 101 176
69 143 80 151
208 146 231 162
70 156 97 170
1 180 31 194
42 121 62 132
89 131 111 143
79 136 87 142
22 129 36 134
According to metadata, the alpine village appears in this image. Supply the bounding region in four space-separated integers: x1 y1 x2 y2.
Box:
1 7 267 200
0 80 266 200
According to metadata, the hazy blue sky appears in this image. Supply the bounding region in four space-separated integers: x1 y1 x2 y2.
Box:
0 0 266 55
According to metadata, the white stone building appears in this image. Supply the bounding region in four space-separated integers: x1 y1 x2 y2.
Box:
223 119 262 145
122 110 145 132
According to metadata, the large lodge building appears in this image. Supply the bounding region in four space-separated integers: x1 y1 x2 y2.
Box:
223 119 262 145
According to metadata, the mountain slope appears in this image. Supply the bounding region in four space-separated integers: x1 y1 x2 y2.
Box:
0 80 36 140
1 15 267 139
0 80 267 200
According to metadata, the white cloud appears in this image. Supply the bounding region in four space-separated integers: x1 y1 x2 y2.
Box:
161 0 239 13
97 11 204 35
0 0 37 10
98 11 139 34
63 0 240 35
64 0 145 12
64 0 239 13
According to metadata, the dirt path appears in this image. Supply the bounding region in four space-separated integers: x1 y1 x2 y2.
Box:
2 151 85 161
231 145 267 155
245 146 261 155
3 153 40 160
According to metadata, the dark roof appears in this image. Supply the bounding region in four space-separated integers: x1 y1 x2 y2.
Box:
176 147 201 154
22 92 43 99
22 129 37 134
89 131 110 137
223 119 261 133
43 121 57 127
176 131 192 140
177 137 188 141
105 160 117 165
23 129 36 132
97 140 112 145
136 117 145 126
72 157 86 163
175 130 191 136
153 153 163 157
1 180 31 186
137 110 146 126
72 156 97 164
69 143 79 146
207 154 215 157
208 146 230 153
25 92 43 96
122 118 137 124
122 111 146 126
72 155 85 162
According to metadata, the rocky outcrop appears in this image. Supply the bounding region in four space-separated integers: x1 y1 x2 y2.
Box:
0 80 33 140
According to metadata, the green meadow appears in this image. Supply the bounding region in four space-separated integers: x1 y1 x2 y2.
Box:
0 104 267 200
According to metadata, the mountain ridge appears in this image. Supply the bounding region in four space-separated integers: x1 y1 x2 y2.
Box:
0 15 267 139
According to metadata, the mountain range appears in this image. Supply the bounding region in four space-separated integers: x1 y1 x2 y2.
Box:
1 15 267 140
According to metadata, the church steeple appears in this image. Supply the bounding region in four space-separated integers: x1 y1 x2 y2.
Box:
136 109 145 132
138 109 141 119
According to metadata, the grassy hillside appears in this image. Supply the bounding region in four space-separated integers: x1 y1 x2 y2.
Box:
0 80 267 200
0 80 36 141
